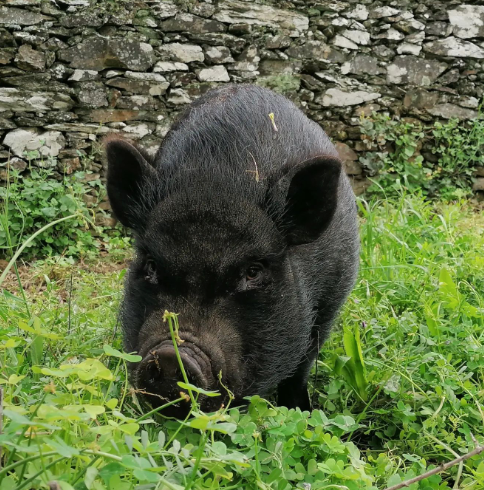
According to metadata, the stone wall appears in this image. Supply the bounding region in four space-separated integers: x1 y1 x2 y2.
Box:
1 0 484 218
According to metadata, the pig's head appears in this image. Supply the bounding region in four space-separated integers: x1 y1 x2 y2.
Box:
106 137 342 417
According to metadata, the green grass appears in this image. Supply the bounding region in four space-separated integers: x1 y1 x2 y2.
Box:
0 194 483 490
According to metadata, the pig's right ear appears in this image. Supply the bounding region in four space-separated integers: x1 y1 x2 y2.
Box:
274 156 342 246
106 138 157 231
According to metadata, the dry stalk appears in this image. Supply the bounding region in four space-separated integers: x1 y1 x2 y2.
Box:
384 444 484 490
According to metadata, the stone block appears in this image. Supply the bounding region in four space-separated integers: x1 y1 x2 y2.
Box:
167 88 192 105
115 95 160 111
153 61 189 72
341 55 385 76
158 43 204 63
0 48 16 65
1 157 27 173
0 117 16 130
0 6 51 25
397 43 422 55
394 19 425 34
318 88 381 107
3 128 65 158
403 89 439 110
426 21 452 38
350 178 371 195
449 5 484 39
335 142 362 175
346 5 369 21
341 29 370 46
214 0 309 32
45 123 112 134
265 34 291 50
57 157 81 174
369 7 400 19
161 13 226 33
15 45 46 71
427 103 478 120
106 77 169 96
151 2 178 19
197 66 230 82
205 46 234 64
59 37 156 71
68 70 100 82
424 37 484 59
473 178 484 191
333 35 358 50
387 56 447 86
3 74 66 96
0 88 74 112
286 40 346 63
122 123 152 139
374 28 405 41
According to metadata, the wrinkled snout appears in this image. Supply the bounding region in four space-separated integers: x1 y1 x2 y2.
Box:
135 341 222 417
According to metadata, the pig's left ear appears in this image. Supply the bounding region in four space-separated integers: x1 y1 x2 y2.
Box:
279 156 342 246
105 138 158 231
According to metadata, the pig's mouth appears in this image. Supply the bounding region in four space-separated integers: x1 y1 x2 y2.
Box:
134 338 228 417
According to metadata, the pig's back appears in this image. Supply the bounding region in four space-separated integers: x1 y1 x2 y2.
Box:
154 84 339 182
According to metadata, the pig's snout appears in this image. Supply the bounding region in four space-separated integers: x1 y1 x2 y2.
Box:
153 344 207 388
136 341 218 416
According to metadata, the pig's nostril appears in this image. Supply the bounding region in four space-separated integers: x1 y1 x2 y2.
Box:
154 347 181 380
151 345 208 389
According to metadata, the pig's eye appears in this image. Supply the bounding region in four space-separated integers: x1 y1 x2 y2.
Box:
144 259 158 284
236 262 267 293
246 263 263 282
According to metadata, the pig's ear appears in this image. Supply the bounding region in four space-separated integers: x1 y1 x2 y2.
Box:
280 156 342 246
105 138 157 230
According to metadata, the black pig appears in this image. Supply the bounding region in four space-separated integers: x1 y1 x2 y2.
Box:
106 84 359 416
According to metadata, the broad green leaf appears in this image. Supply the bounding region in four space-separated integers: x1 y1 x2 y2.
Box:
0 339 19 349
84 404 106 419
118 423 140 435
103 344 142 363
4 409 59 429
0 374 26 385
58 359 114 381
121 455 151 470
85 466 99 490
158 430 165 449
0 477 16 490
41 367 71 378
30 335 43 367
133 469 161 483
99 462 125 484
336 323 368 402
47 437 80 458
424 302 439 336
439 268 460 309
178 381 221 397
106 398 118 410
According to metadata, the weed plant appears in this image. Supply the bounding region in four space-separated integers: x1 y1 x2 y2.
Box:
359 112 484 200
0 167 129 260
0 193 483 489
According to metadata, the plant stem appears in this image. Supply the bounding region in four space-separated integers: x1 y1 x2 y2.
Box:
135 396 186 423
185 432 207 490
0 214 78 288
13 457 65 490
164 311 197 410
0 451 59 479
383 444 484 490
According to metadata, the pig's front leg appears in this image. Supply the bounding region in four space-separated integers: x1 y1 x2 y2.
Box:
276 338 319 411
